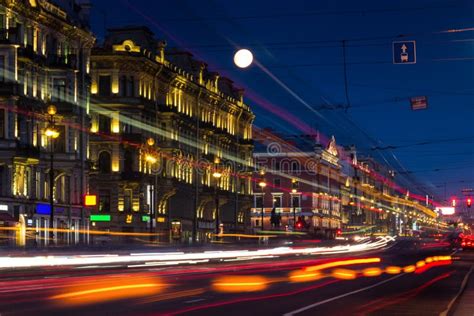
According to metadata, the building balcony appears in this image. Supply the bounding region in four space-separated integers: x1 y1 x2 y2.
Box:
46 54 77 69
122 133 144 143
239 138 254 146
0 82 19 96
158 103 178 114
15 143 40 160
53 100 81 115
17 46 39 61
199 121 214 131
50 151 80 161
157 138 180 150
93 95 155 108
120 171 143 181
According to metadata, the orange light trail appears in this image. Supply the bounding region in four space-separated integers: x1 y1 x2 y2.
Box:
51 283 160 299
213 233 277 238
50 276 166 306
331 268 357 280
305 257 381 272
212 275 269 293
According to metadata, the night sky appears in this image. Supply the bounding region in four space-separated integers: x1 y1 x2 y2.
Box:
89 0 474 203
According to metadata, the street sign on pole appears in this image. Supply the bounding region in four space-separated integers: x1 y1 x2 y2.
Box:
410 96 428 110
393 41 416 64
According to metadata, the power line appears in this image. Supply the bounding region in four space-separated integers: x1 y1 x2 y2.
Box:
397 164 474 174
156 4 459 22
342 40 351 112
370 137 474 150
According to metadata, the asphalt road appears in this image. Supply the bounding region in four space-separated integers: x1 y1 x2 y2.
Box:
0 239 472 316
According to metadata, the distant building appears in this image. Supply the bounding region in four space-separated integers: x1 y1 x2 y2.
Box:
0 0 94 245
252 129 440 238
252 132 343 238
88 26 254 242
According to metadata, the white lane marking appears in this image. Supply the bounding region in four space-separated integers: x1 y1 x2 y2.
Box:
184 298 206 304
439 264 473 316
283 274 405 316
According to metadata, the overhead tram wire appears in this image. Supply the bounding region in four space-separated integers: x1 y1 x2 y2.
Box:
127 1 460 201
155 3 459 22
342 40 351 112
173 27 474 51
370 136 474 151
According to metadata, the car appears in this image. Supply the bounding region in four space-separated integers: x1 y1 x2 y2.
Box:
461 235 474 250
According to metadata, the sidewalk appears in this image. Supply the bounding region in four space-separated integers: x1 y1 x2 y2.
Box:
451 265 474 316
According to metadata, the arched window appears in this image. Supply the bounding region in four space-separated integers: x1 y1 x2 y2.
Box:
98 151 111 174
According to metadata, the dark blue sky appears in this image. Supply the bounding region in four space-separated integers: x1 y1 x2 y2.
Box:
89 0 474 202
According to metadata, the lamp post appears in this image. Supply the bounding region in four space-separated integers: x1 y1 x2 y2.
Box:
291 179 297 230
258 179 267 230
213 168 222 240
145 138 158 242
45 105 59 244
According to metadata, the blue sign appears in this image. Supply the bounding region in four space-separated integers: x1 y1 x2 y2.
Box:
36 203 51 215
393 41 416 64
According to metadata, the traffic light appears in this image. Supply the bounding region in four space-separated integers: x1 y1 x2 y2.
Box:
467 198 472 208
296 221 303 229
336 228 342 236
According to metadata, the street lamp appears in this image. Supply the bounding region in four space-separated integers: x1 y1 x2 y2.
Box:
213 169 222 239
258 179 267 230
291 179 298 230
45 104 59 244
145 138 159 241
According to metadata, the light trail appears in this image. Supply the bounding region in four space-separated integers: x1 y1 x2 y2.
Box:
305 257 381 272
0 236 394 269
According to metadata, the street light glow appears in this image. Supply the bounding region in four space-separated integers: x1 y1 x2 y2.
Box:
45 127 60 138
145 154 157 164
47 104 57 115
146 137 155 146
233 49 253 68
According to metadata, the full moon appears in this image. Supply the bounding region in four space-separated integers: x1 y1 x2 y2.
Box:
233 49 253 68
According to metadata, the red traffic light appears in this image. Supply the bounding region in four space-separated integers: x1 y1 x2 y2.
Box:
84 194 97 206
467 198 472 208
296 222 302 229
336 229 342 236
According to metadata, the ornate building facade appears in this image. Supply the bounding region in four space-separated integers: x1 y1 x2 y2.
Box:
0 0 94 245
252 129 439 238
252 131 343 238
88 26 254 243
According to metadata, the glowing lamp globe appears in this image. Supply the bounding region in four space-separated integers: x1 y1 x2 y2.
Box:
233 49 253 68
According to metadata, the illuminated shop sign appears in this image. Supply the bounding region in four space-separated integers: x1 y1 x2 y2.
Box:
84 194 97 206
36 203 51 215
90 214 111 222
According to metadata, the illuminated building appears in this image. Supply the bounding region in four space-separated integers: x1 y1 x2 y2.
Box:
252 132 343 239
0 0 94 245
252 130 439 238
341 149 439 236
88 26 254 242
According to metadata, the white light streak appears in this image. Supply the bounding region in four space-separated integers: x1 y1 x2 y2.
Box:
0 237 395 269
